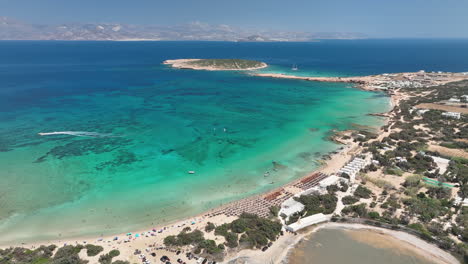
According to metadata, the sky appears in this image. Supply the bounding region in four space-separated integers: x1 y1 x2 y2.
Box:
1 0 468 38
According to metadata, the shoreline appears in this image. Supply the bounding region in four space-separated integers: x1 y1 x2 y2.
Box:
0 73 397 261
0 142 357 248
0 88 394 264
251 71 468 91
5 70 463 264
256 222 460 264
163 59 268 71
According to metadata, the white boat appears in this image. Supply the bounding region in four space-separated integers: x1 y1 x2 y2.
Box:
291 64 298 71
188 171 196 174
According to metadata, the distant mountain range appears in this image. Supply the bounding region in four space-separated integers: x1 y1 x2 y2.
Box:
0 17 367 41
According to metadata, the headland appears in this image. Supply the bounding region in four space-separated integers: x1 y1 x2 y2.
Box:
253 71 468 91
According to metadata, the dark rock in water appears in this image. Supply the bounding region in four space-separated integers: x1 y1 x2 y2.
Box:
161 149 174 155
298 152 312 160
272 161 287 171
33 155 47 163
95 150 139 170
313 152 322 157
309 128 319 132
350 123 377 132
41 137 131 160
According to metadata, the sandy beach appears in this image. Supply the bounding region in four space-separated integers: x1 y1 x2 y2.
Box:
251 72 468 91
0 79 395 263
3 70 464 264
0 137 366 263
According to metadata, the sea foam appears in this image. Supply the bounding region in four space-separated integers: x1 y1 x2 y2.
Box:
38 131 116 138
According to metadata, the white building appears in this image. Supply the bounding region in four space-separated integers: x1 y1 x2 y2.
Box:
455 196 468 207
286 213 330 232
279 197 305 219
416 109 430 115
318 175 340 188
337 157 369 180
430 156 450 174
442 112 461 119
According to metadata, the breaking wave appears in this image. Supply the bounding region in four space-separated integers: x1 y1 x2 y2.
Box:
38 131 117 138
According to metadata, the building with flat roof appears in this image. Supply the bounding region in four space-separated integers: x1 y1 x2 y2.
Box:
442 112 461 119
286 213 330 232
279 197 305 219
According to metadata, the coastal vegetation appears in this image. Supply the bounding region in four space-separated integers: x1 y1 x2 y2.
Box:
164 58 267 70
163 213 282 259
2 74 467 264
186 59 265 69
332 80 468 262
0 244 125 264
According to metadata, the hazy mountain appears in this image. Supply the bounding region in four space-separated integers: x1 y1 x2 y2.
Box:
0 17 367 41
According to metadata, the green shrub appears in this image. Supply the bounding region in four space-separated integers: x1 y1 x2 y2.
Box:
368 211 380 219
342 195 359 205
269 206 280 217
85 244 103 257
354 185 372 199
295 193 337 215
163 230 204 247
342 203 368 218
205 222 216 232
225 232 239 248
98 250 120 264
384 167 403 176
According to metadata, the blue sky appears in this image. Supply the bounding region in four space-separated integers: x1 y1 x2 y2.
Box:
1 0 467 38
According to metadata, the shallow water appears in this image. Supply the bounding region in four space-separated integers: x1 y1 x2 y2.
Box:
287 229 438 264
1 40 467 244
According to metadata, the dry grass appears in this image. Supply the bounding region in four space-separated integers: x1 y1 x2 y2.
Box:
428 144 468 159
415 103 468 114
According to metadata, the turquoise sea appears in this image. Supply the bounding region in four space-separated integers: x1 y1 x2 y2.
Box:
1 40 468 244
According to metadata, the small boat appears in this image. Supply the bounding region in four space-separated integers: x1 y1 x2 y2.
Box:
188 171 196 174
291 64 298 71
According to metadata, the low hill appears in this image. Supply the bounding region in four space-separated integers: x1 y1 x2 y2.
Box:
163 59 267 71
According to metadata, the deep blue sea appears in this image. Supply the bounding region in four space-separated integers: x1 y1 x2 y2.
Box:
0 39 467 244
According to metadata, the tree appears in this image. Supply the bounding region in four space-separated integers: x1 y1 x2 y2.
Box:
269 206 280 217
354 185 372 199
368 211 380 219
205 222 216 232
342 195 359 205
85 244 103 257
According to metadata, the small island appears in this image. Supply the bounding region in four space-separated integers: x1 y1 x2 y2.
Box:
163 58 268 71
